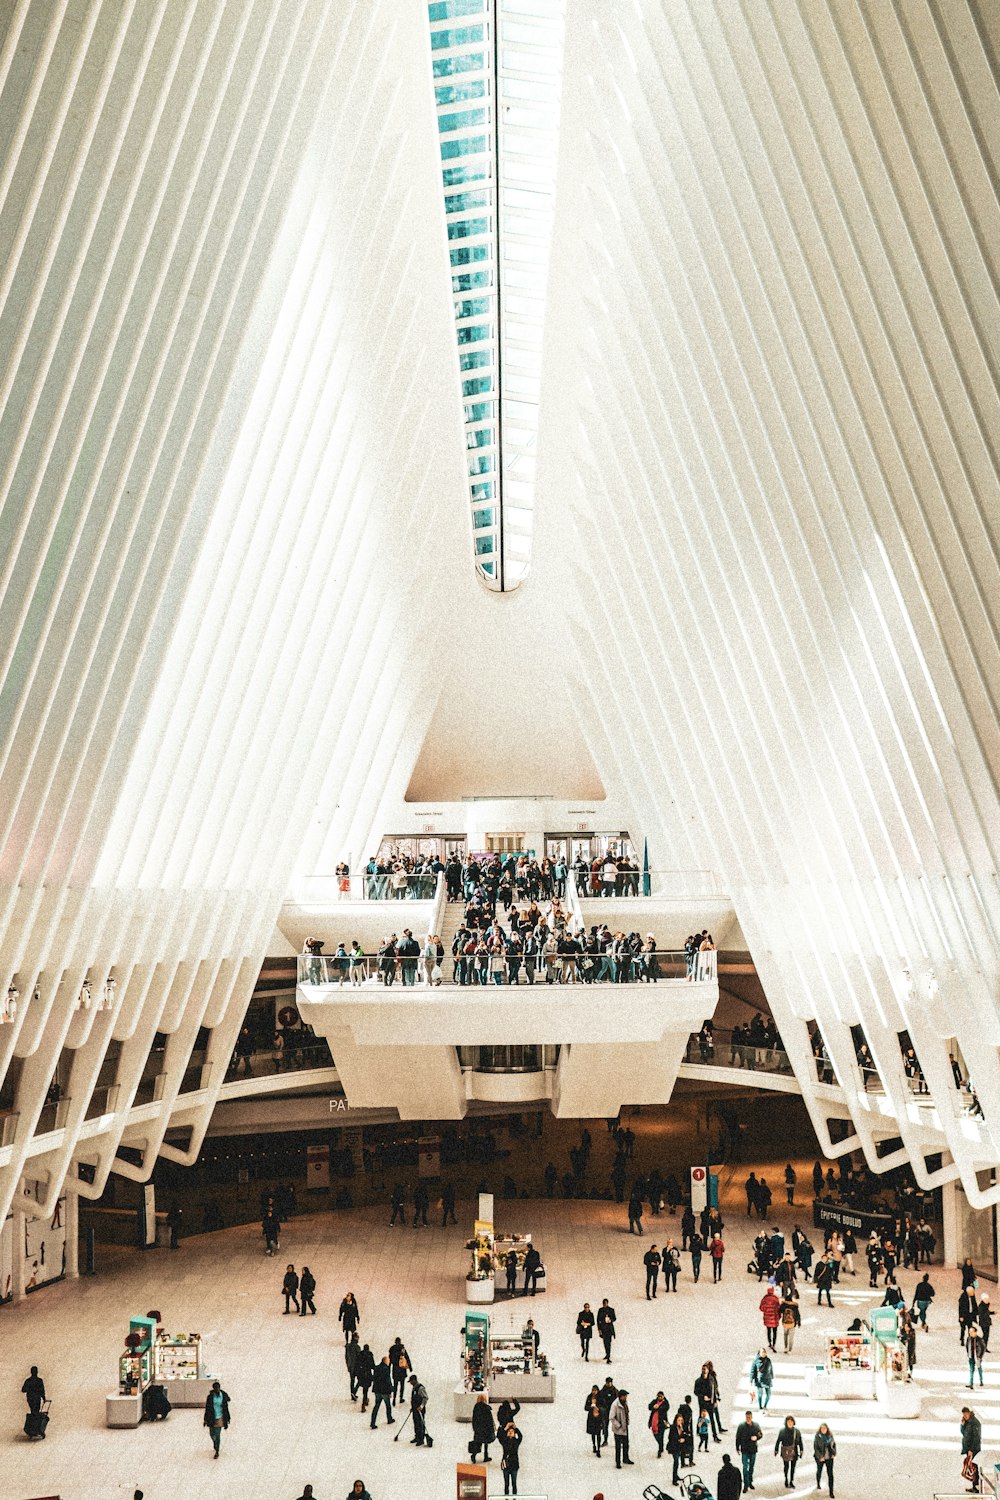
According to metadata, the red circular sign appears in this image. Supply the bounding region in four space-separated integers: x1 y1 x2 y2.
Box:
691 1167 706 1181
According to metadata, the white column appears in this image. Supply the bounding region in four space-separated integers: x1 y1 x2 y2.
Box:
11 1206 26 1301
941 1179 959 1268
65 1189 79 1280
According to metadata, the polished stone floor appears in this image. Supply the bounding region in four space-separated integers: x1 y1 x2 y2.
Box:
1 1167 992 1500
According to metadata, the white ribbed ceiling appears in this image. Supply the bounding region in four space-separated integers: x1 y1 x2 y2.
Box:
0 0 999 1218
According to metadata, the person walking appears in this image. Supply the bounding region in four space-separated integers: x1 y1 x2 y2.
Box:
710 1231 725 1281
408 1374 431 1446
262 1207 280 1256
389 1184 406 1226
760 1286 781 1351
913 1272 935 1329
968 1324 986 1389
628 1187 644 1235
345 1333 361 1400
815 1254 834 1308
750 1349 773 1411
666 1412 688 1487
644 1244 661 1299
471 1393 496 1461
736 1409 762 1490
679 1395 695 1469
961 1405 982 1491
610 1388 632 1469
597 1299 616 1362
690 1229 704 1283
21 1367 45 1416
648 1391 669 1458
577 1302 595 1359
717 1453 743 1500
814 1423 836 1497
499 1418 523 1496
441 1182 457 1226
338 1292 360 1342
203 1380 231 1459
282 1264 300 1314
586 1395 603 1456
780 1291 801 1353
345 1482 372 1500
774 1416 802 1489
412 1181 429 1227
389 1339 411 1405
369 1356 394 1428
166 1201 183 1249
355 1343 375 1412
299 1266 316 1316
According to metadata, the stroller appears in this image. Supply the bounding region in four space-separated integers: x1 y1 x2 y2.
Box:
644 1478 714 1500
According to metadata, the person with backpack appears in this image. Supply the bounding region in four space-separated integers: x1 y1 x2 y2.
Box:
781 1290 801 1352
774 1416 803 1488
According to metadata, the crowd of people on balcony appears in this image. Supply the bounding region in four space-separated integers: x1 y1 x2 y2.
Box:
448 911 663 987
343 849 653 903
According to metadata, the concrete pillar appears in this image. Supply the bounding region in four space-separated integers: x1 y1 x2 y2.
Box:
65 1189 79 1280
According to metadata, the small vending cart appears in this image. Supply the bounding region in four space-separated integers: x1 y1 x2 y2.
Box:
488 1324 555 1404
153 1331 213 1407
804 1330 873 1400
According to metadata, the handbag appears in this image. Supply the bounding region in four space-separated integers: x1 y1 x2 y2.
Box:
962 1453 977 1482
431 964 442 982
468 1439 476 1457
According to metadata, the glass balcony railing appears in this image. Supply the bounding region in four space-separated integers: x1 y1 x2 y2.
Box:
315 872 439 901
682 1028 794 1077
0 1111 19 1146
224 1035 334 1081
298 949 717 986
34 1097 71 1134
85 1084 120 1119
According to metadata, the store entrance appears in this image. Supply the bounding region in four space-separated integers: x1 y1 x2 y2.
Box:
375 834 467 863
544 831 634 864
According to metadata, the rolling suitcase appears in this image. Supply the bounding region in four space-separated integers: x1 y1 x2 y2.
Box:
24 1399 50 1438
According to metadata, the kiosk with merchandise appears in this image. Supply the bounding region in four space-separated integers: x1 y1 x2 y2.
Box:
107 1315 216 1426
804 1331 873 1400
454 1309 555 1419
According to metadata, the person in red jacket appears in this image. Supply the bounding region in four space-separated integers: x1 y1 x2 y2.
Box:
710 1233 726 1282
759 1286 781 1350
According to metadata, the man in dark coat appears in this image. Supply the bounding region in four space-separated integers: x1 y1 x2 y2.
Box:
644 1244 661 1299
282 1264 300 1314
299 1266 316 1315
717 1453 743 1500
355 1343 375 1411
345 1333 361 1399
597 1299 616 1362
22 1367 45 1415
370 1356 394 1428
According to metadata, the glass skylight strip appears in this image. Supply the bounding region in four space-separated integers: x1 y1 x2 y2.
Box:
428 0 564 590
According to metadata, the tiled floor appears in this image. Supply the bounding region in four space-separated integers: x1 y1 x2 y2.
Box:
1 1169 991 1500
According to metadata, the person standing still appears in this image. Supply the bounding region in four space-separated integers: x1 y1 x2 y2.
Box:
711 1232 725 1281
500 1419 523 1496
282 1264 300 1314
338 1292 360 1342
784 1164 796 1205
644 1244 661 1299
610 1388 633 1468
408 1374 430 1446
597 1299 616 1362
299 1266 316 1316
369 1356 394 1428
203 1381 231 1458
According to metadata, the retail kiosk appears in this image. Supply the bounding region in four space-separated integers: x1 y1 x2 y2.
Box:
805 1308 919 1418
107 1314 215 1427
455 1309 555 1419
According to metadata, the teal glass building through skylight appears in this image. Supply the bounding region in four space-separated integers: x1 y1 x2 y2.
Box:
428 0 565 591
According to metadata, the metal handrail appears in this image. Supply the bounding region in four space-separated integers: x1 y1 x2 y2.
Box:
298 949 718 986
